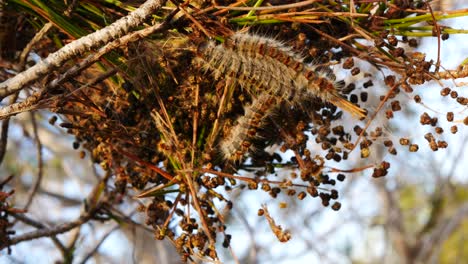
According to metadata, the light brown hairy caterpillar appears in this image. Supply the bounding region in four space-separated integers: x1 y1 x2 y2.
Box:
225 32 304 69
197 32 367 162
197 32 367 118
197 40 296 98
220 93 277 162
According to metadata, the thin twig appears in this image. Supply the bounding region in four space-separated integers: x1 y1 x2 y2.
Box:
18 0 79 69
5 200 102 250
6 210 96 248
18 24 53 69
22 112 43 210
0 92 19 165
206 80 233 151
426 2 441 72
10 212 67 254
4 179 110 250
79 225 120 264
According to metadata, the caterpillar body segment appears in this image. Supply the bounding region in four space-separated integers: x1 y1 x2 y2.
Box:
208 32 367 118
196 32 368 162
220 93 277 162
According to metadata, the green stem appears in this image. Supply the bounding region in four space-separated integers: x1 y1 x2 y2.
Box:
385 12 468 27
246 0 264 18
395 27 468 37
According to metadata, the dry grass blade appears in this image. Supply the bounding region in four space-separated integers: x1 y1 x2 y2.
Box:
260 204 291 243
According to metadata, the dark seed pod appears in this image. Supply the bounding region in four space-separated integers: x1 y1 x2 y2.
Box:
440 87 450 96
337 174 345 181
409 144 419 152
447 112 454 122
414 95 422 103
388 35 398 46
331 202 341 211
343 58 354 69
49 115 58 125
351 67 361 76
451 125 458 134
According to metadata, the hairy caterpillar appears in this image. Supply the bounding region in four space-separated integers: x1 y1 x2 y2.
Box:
197 32 367 162
224 32 304 70
220 93 277 161
198 41 296 99
197 32 367 118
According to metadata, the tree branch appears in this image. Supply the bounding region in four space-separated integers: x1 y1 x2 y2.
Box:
0 0 167 101
0 8 176 120
4 199 106 250
10 212 67 254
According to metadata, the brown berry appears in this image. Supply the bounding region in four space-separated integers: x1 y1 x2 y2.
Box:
450 91 458 98
420 112 432 125
337 174 345 181
73 141 80 150
388 35 398 46
391 101 401 111
49 116 58 125
372 168 387 178
385 75 396 87
399 138 410 145
331 202 341 211
360 92 368 102
363 80 374 88
381 161 390 170
447 112 454 122
298 192 306 200
343 58 354 69
430 141 439 151
440 87 450 96
353 125 363 135
386 110 394 119
451 125 458 134
414 95 422 103
307 186 318 197
409 144 419 152
408 38 418 47
351 67 361 76
437 141 448 148
384 140 393 147
391 47 405 57
457 97 467 105
424 132 434 142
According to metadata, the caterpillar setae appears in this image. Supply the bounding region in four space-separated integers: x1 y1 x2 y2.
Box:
220 93 277 162
197 40 295 99
197 32 367 118
197 32 367 162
